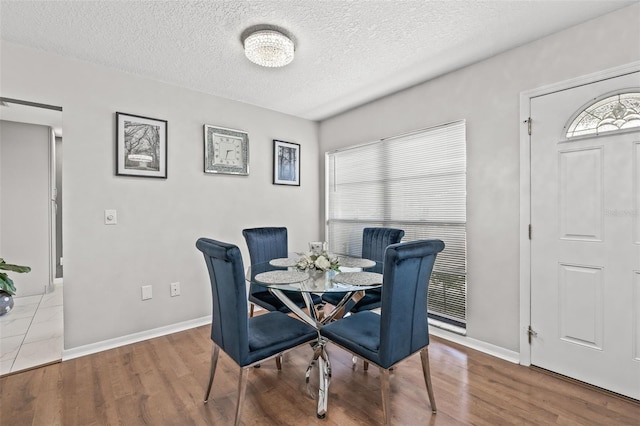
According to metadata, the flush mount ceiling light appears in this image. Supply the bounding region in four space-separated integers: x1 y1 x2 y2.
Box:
244 30 294 68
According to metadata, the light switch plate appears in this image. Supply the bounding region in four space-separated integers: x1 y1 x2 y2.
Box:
105 209 117 225
141 285 152 300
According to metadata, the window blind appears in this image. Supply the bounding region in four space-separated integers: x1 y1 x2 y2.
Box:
326 121 467 325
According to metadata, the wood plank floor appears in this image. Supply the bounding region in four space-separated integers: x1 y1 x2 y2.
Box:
1 325 638 425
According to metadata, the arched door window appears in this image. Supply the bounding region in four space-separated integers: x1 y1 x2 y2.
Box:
565 90 640 138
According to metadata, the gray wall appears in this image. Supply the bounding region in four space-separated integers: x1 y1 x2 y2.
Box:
319 4 640 351
0 120 51 296
1 41 320 349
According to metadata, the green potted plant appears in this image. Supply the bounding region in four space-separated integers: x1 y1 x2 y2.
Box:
0 258 31 316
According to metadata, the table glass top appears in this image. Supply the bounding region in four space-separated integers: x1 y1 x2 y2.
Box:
247 260 382 293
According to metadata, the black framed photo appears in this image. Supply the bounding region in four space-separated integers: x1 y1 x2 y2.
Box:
273 140 300 186
204 125 249 175
116 112 167 178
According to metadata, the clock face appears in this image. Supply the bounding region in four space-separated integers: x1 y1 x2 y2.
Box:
213 136 243 167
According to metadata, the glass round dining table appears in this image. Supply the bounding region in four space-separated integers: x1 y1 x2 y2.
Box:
246 257 382 419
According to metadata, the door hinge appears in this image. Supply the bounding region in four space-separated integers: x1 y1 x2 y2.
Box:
527 325 538 344
524 117 532 135
528 224 532 240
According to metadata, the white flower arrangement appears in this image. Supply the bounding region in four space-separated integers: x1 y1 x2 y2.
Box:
295 251 340 272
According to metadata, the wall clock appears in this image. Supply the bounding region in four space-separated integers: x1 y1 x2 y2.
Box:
204 125 249 175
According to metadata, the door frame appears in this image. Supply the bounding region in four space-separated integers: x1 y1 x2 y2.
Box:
48 127 57 291
518 61 640 365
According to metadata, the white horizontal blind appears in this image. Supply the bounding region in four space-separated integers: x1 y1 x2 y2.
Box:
326 121 467 325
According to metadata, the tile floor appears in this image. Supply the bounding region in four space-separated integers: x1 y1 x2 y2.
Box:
0 283 63 375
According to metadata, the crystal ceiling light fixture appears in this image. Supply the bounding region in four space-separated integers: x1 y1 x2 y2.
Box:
244 29 294 68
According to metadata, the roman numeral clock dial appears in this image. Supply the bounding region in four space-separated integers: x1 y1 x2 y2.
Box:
214 136 242 166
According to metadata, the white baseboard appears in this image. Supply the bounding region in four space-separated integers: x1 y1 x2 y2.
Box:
62 316 211 361
429 326 520 364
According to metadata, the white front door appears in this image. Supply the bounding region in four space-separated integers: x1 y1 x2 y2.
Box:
530 71 640 399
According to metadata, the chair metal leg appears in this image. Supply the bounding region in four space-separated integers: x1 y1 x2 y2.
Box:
351 356 370 371
420 347 437 413
234 367 249 426
204 344 220 403
380 367 391 426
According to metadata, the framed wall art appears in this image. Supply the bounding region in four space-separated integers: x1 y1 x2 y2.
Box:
116 112 167 178
204 125 249 175
273 139 300 186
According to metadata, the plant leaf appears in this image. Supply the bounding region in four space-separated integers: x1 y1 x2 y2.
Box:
0 273 16 295
0 260 31 273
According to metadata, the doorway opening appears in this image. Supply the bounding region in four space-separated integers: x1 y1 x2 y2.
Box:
0 97 64 375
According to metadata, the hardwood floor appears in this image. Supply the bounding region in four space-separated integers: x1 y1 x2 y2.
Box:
1 325 638 425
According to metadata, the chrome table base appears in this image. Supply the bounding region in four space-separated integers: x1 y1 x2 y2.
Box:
305 337 332 418
268 282 367 419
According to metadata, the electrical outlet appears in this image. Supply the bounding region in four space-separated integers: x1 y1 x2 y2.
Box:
141 285 152 300
170 282 180 297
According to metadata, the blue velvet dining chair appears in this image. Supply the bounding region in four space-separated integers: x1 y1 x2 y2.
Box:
320 239 445 425
196 237 317 426
242 227 322 316
322 227 404 312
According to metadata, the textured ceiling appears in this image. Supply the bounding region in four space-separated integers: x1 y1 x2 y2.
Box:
0 1 635 121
